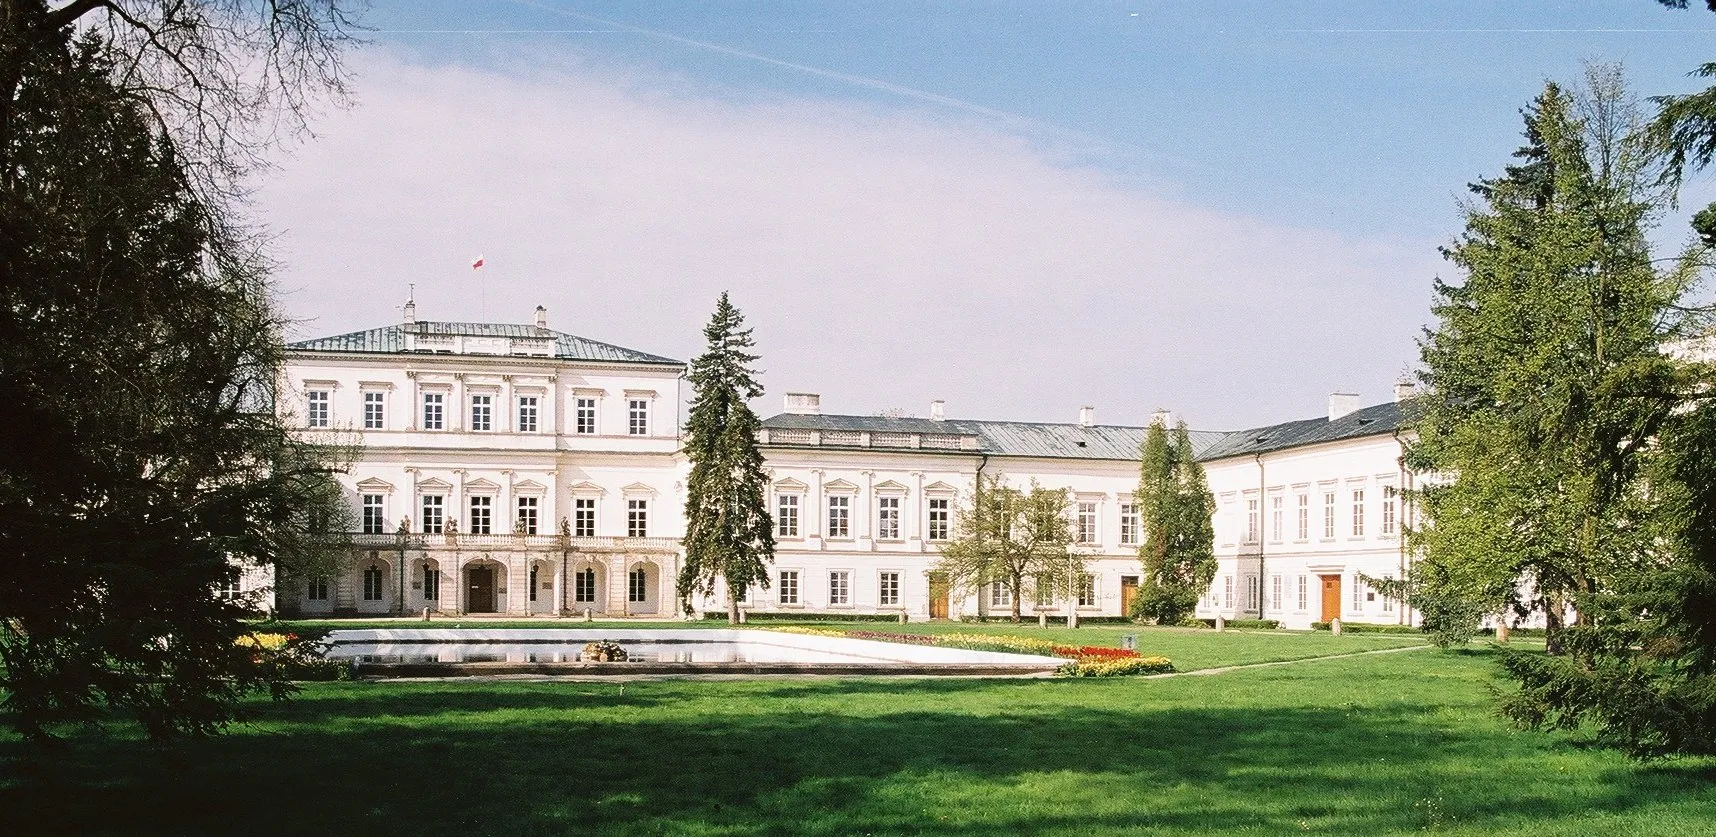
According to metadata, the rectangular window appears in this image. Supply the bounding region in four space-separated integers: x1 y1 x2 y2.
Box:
575 397 597 434
306 390 330 428
516 396 539 433
1077 574 1096 607
878 571 900 607
928 498 951 541
364 390 386 429
1352 489 1366 537
827 495 851 538
877 496 901 540
779 570 800 605
1352 575 1367 612
1381 575 1396 613
422 392 445 430
307 578 329 601
991 582 1013 607
1270 575 1282 611
1323 491 1336 539
1270 496 1284 543
362 565 383 601
1297 575 1308 611
1381 486 1398 536
777 494 800 537
1077 501 1098 545
829 571 850 606
628 567 647 603
573 498 596 537
575 568 596 603
1245 497 1259 544
362 494 386 535
1296 493 1309 541
627 499 648 537
421 495 444 534
517 496 539 535
470 394 493 431
1246 575 1260 611
1036 573 1055 607
468 495 492 535
628 399 649 436
1119 503 1141 546
529 565 538 602
422 563 439 600
1223 575 1233 609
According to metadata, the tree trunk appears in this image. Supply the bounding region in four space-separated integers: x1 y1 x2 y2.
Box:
1544 595 1564 656
1011 577 1022 623
728 594 740 625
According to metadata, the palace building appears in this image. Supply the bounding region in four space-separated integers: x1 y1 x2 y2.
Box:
270 303 1419 626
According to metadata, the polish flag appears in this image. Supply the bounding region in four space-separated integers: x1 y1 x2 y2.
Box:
471 255 485 270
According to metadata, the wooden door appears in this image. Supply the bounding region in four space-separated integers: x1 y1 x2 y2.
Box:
928 572 949 619
1319 574 1342 623
468 566 496 613
1120 576 1140 618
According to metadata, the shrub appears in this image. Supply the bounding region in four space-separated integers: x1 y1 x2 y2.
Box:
1059 656 1175 677
708 611 905 623
1310 622 1425 635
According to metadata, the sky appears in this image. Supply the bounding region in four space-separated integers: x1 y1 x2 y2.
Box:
258 1 1716 431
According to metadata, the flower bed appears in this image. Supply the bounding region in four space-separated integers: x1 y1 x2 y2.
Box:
769 627 1174 677
238 631 350 681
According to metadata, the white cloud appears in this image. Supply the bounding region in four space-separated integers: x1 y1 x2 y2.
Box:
259 50 1442 430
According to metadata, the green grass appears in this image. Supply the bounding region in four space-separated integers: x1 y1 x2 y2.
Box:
5 635 1714 835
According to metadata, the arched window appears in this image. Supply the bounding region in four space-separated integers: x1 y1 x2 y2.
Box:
575 568 596 603
628 567 647 603
529 565 539 602
422 563 438 601
362 565 383 601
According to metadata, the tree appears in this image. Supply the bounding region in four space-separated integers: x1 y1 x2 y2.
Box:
932 475 1080 622
678 293 775 624
0 17 355 741
1132 417 1216 624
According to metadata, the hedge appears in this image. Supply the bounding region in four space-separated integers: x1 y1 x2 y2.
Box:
1198 618 1279 630
1309 621 1424 635
702 611 906 623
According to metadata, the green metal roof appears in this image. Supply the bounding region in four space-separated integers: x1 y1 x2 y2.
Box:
288 321 682 365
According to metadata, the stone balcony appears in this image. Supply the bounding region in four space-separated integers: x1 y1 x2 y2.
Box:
347 532 680 553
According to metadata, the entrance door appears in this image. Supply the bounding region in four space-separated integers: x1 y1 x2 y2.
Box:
1319 574 1342 623
928 572 949 619
468 566 497 613
1120 576 1140 618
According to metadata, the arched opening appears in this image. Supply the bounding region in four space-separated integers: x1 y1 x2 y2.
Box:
465 561 499 613
571 560 606 614
529 558 557 615
627 561 659 615
417 558 442 612
354 556 392 615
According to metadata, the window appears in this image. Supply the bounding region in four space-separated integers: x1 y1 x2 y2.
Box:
307 577 329 601
877 496 901 540
362 565 383 601
362 494 386 534
1245 497 1259 544
1246 576 1260 611
574 568 597 603
1381 486 1398 536
1270 575 1282 611
1323 491 1337 539
1077 574 1096 607
574 498 596 537
1076 501 1098 545
1035 573 1055 607
628 567 647 602
777 494 800 537
628 399 649 435
779 570 800 605
516 396 539 433
466 496 492 534
363 391 386 429
627 499 648 537
1223 575 1234 609
575 397 597 434
1270 496 1284 543
529 565 538 602
216 570 242 600
517 496 539 535
306 390 330 428
928 498 951 541
470 394 493 431
1297 575 1308 611
1381 575 1396 613
827 495 851 538
421 495 444 534
878 571 900 607
991 582 1013 607
422 392 445 430
1351 575 1368 612
422 563 439 600
1296 493 1309 541
1119 503 1141 546
829 571 850 606
1351 489 1366 537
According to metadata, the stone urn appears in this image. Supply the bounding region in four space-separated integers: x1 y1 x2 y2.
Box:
581 641 628 662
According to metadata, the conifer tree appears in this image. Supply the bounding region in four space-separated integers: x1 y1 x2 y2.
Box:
678 293 775 623
1133 418 1216 624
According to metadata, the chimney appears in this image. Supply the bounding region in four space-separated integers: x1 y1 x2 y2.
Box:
1150 409 1171 427
1328 392 1361 421
534 305 548 328
784 393 821 415
1393 379 1417 403
402 296 416 324
930 400 946 422
1079 406 1095 428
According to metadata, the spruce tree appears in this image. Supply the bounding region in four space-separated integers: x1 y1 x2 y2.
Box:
1133 418 1216 624
678 293 775 623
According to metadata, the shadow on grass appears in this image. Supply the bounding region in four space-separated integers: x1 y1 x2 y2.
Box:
2 674 1714 836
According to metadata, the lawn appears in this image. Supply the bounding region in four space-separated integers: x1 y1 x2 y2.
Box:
4 637 1713 836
